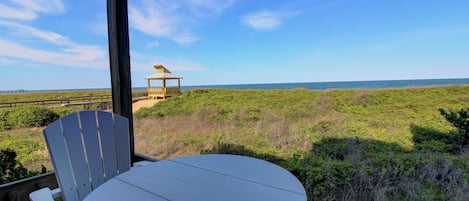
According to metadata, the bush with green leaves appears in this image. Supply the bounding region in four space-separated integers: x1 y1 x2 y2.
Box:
0 109 11 130
0 106 59 129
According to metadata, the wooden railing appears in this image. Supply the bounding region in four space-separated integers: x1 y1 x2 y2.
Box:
0 172 57 201
148 87 181 98
166 87 181 95
0 94 148 109
0 95 112 109
148 88 164 94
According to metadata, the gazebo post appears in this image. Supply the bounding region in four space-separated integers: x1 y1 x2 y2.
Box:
147 79 151 98
178 79 181 94
162 79 167 98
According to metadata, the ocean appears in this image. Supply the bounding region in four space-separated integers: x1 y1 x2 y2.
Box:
1 78 469 94
175 78 469 92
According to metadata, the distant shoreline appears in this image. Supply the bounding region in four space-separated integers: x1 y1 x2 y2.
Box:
1 78 469 94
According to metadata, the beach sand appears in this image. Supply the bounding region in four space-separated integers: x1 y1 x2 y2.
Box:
132 99 162 113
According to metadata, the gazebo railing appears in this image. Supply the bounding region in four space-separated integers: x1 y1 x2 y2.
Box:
148 87 181 98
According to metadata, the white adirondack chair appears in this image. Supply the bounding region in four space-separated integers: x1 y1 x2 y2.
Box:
29 110 134 201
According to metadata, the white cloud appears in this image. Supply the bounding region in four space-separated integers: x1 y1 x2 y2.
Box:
63 45 107 63
88 15 109 36
0 21 71 45
148 41 160 48
88 22 108 36
187 0 236 16
0 4 37 20
0 0 64 20
170 60 206 71
0 20 108 70
129 1 177 37
130 51 206 72
242 10 301 31
129 0 235 45
0 39 107 69
0 0 112 79
132 59 206 72
242 11 281 31
173 34 199 45
11 0 65 14
363 25 469 52
0 57 16 64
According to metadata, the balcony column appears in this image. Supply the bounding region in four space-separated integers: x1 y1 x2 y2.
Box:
107 0 134 158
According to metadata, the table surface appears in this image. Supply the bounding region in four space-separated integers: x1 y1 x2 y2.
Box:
83 154 307 201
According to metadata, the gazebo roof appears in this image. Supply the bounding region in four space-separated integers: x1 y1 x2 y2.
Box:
145 64 182 80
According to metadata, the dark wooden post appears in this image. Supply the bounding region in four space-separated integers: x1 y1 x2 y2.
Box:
106 0 135 159
178 79 181 94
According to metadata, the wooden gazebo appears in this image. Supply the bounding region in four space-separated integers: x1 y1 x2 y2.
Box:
145 64 182 99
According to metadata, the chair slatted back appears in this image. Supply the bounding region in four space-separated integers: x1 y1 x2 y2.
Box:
43 110 131 201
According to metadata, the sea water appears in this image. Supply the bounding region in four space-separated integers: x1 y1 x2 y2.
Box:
177 78 469 92
1 78 468 94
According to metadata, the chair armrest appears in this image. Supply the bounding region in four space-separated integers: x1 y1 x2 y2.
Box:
51 188 61 198
29 187 60 201
133 160 152 167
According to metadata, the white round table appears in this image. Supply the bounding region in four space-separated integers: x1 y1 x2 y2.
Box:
84 154 306 201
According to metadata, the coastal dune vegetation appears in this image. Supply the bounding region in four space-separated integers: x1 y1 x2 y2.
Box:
134 86 469 200
1 86 468 200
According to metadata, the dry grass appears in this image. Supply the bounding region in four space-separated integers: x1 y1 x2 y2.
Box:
135 116 231 159
133 111 312 160
0 128 52 171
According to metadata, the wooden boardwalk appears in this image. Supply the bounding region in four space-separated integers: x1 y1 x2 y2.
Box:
0 95 148 109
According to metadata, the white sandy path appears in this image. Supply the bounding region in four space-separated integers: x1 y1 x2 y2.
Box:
132 99 162 113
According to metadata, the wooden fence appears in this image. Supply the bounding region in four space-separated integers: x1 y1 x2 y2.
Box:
0 94 148 109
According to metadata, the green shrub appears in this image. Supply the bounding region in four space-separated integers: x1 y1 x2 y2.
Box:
0 109 11 130
0 148 47 184
439 108 469 146
6 106 59 128
1 148 28 184
282 139 469 201
51 107 75 117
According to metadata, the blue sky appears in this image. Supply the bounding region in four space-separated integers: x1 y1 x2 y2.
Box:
0 0 468 90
